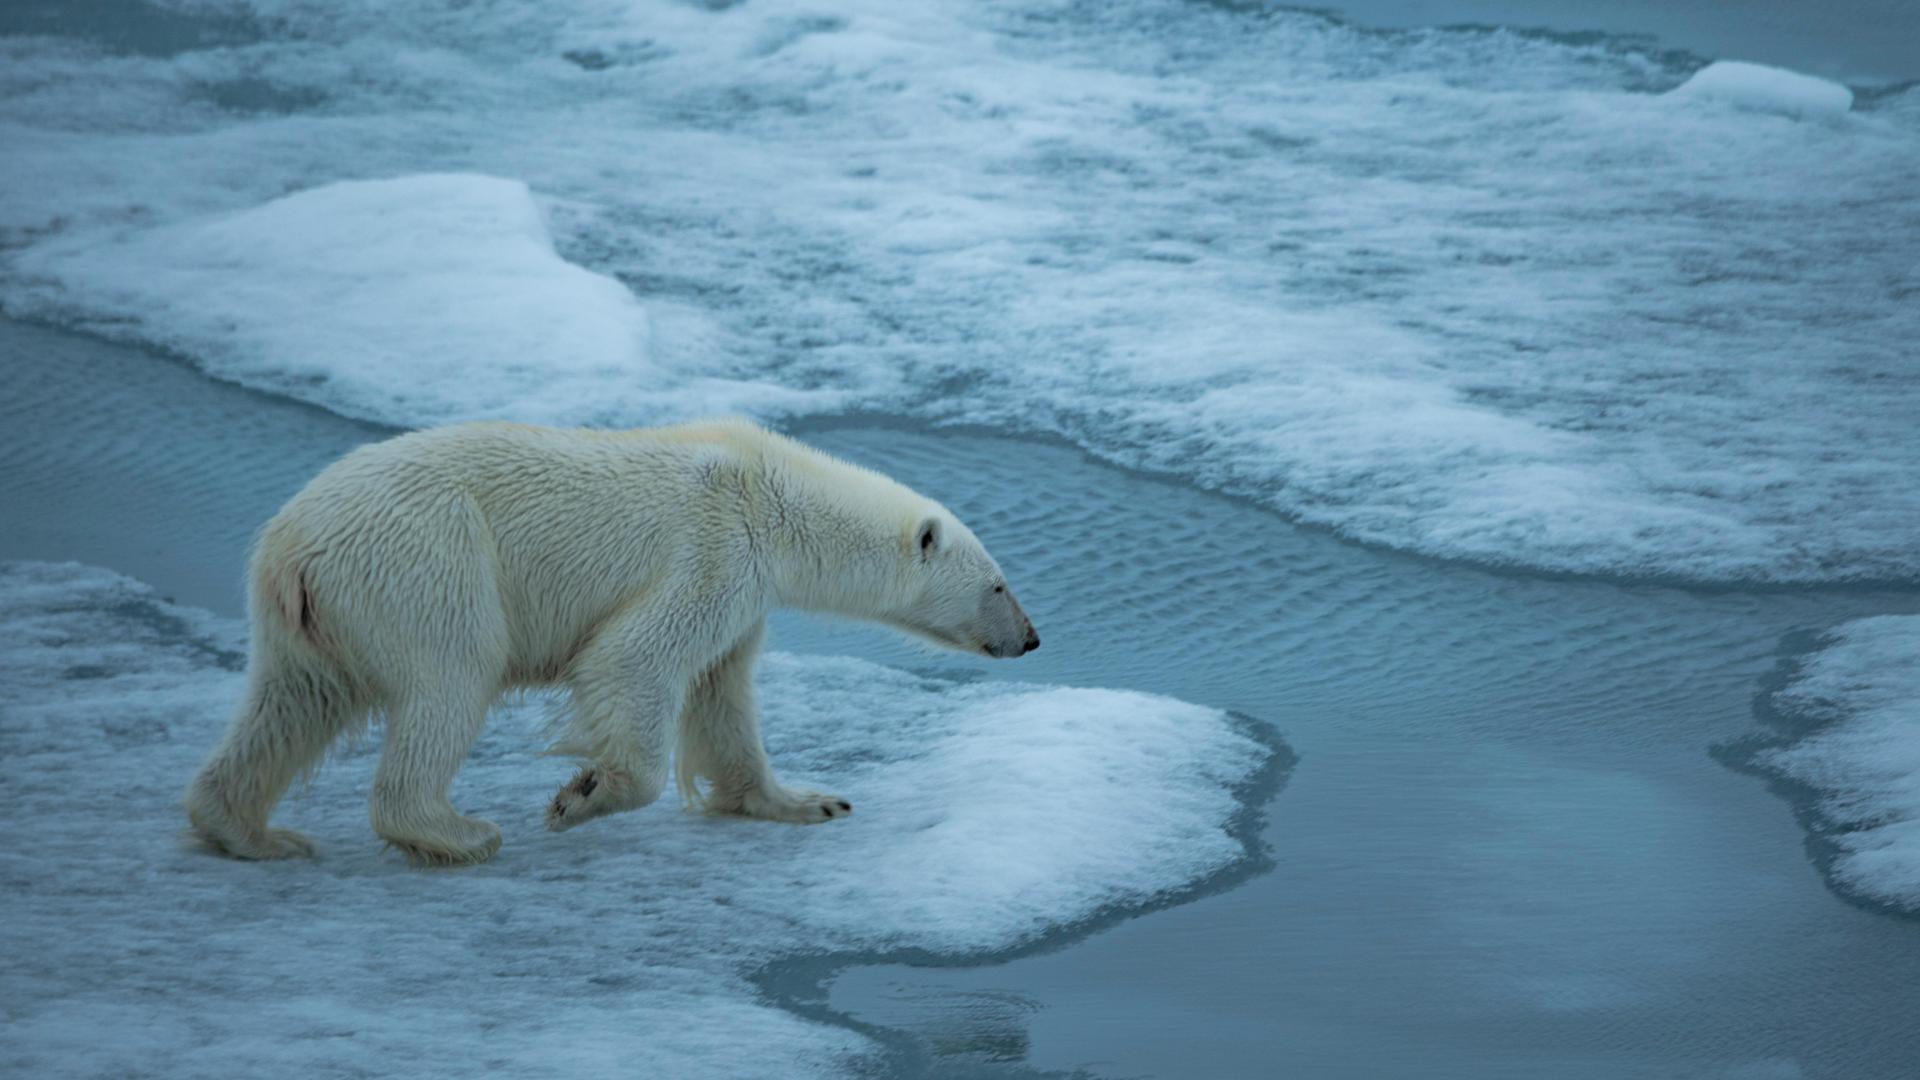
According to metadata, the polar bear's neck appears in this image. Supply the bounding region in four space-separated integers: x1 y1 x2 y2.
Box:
751 448 922 621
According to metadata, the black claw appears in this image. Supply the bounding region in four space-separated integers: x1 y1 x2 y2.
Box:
577 771 598 798
836 801 851 811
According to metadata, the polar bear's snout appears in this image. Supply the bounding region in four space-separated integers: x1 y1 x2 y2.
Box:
998 626 1039 657
982 630 1038 658
980 587 1039 658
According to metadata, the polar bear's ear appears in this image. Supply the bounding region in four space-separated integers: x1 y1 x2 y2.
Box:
916 516 943 560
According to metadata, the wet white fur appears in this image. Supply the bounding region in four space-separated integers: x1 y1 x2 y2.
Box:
184 419 1036 864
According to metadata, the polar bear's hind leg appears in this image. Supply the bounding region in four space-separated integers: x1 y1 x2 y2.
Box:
185 649 358 859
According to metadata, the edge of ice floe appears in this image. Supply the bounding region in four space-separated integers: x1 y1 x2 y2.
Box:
1714 628 1920 920
747 709 1297 1067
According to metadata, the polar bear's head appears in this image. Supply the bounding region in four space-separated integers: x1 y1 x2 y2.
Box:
888 511 1039 659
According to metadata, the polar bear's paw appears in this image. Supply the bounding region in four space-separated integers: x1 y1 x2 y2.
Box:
194 825 315 860
186 786 318 860
545 765 658 832
246 827 318 859
737 785 853 825
378 815 502 867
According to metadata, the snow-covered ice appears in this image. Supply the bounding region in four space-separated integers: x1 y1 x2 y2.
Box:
1753 616 1920 913
0 560 1270 1077
2 1 1916 584
2 174 832 426
1667 61 1854 118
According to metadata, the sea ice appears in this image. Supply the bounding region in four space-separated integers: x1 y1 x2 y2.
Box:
2 173 834 426
1667 60 1854 118
0 560 1269 1077
1755 616 1920 912
2 2 1916 584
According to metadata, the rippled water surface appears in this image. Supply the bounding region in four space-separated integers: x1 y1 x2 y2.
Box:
5 319 1917 1078
791 433 1920 1078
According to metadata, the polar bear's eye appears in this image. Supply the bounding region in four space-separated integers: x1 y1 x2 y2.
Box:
993 584 1005 594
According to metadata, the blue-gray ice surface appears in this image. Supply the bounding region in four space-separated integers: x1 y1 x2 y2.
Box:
0 561 1266 1078
2 1 1917 584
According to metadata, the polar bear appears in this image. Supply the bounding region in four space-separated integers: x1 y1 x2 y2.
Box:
185 419 1038 865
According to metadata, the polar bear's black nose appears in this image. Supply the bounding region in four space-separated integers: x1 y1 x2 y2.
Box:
1022 630 1040 654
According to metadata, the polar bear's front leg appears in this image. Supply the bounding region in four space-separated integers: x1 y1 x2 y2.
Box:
545 606 693 832
544 696 676 832
676 619 852 825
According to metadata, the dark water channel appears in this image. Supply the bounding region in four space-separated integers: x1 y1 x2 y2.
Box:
3 317 1917 1079
1311 0 1919 84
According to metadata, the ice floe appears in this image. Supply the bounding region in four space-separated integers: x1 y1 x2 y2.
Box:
1667 60 1854 118
2 2 1916 583
0 560 1270 1077
2 173 832 426
1753 616 1920 913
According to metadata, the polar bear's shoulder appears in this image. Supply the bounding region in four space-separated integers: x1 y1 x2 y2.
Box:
636 420 939 525
620 420 843 481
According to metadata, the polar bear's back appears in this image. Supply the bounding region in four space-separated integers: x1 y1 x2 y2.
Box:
255 421 766 673
280 419 754 531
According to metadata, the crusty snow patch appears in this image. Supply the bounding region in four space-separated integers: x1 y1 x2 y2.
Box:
0 561 1270 1078
1667 61 1853 118
1758 616 1920 912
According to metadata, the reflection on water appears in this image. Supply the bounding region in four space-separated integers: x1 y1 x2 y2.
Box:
876 987 1040 1065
